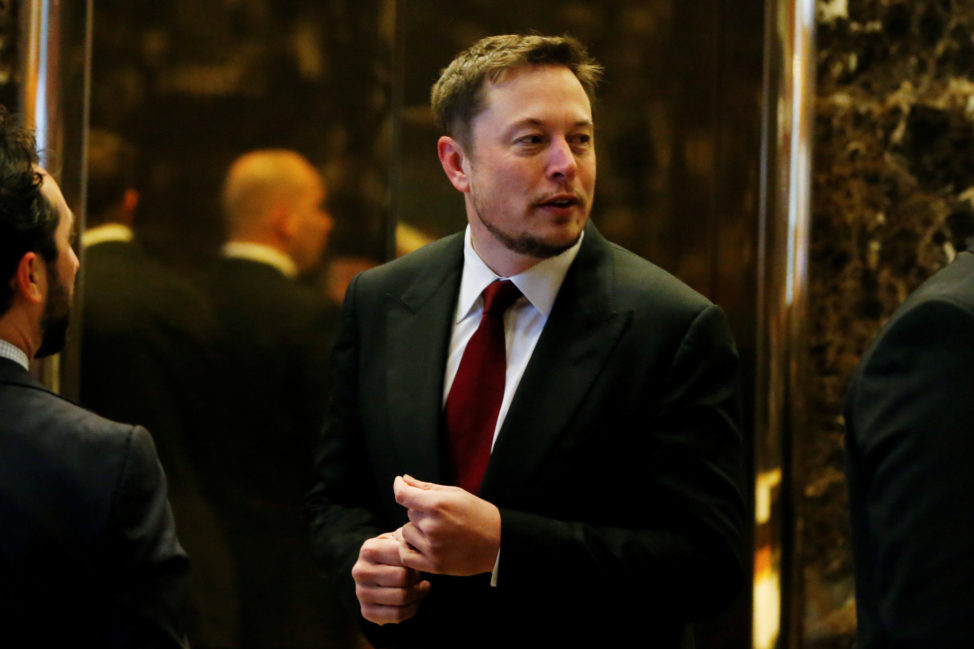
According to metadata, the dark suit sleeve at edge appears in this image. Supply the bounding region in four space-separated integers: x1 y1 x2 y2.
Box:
846 299 974 648
106 426 190 649
497 303 747 619
305 273 387 618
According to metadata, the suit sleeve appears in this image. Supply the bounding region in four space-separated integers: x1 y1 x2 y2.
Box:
497 303 746 620
846 298 974 647
305 274 387 617
105 426 190 649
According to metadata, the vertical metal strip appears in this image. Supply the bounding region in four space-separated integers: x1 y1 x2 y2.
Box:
19 0 93 396
387 0 405 261
753 0 815 647
21 0 60 390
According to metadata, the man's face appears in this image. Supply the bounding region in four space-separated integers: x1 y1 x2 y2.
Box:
35 173 79 358
288 173 333 274
461 64 596 261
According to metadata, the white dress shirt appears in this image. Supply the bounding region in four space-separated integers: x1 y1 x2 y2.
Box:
221 241 298 278
443 226 584 449
0 338 29 371
81 223 134 248
443 226 583 585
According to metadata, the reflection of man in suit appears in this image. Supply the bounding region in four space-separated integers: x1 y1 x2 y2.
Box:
0 109 188 646
79 130 238 647
306 34 746 649
201 150 343 648
845 248 974 648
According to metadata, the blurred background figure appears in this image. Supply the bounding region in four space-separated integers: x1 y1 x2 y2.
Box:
79 129 238 647
199 149 346 649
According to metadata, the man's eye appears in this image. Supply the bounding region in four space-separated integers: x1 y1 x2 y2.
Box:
516 134 544 145
571 134 592 146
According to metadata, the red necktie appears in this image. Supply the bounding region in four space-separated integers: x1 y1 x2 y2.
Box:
445 279 522 493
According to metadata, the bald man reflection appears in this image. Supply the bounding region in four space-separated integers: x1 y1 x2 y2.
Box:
199 150 344 648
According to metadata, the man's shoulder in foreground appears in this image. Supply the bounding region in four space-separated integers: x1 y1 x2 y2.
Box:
0 358 189 648
850 249 974 388
886 249 974 321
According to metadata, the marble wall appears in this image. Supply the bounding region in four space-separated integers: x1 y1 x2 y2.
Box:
804 0 974 646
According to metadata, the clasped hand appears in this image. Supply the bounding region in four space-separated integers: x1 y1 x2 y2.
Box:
351 474 501 625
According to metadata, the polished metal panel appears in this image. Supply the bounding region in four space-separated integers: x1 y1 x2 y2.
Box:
19 0 92 397
754 0 816 647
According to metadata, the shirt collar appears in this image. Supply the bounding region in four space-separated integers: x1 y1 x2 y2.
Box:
0 338 29 371
221 241 298 278
455 225 584 323
82 223 134 248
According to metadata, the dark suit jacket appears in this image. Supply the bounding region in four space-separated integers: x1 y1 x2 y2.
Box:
0 357 189 648
200 256 343 649
81 239 238 647
200 256 337 504
845 249 974 649
81 240 217 484
306 223 746 648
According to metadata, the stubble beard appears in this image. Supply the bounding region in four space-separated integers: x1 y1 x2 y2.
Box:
35 267 72 359
472 193 583 260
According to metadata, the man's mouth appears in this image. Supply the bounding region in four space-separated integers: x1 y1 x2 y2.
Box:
537 194 581 208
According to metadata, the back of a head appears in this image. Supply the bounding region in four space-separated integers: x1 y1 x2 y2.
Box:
0 106 56 317
430 33 603 149
86 129 138 228
221 149 318 240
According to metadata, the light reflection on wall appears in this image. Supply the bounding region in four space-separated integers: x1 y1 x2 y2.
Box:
753 468 782 649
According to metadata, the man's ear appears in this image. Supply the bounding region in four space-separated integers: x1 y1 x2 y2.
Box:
14 252 44 305
120 188 140 228
437 136 470 193
272 204 295 239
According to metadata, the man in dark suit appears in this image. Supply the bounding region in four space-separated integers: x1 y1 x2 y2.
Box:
200 150 344 648
0 108 188 646
306 34 746 648
845 247 974 648
79 129 238 647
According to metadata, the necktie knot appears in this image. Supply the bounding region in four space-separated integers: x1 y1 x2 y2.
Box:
482 280 522 316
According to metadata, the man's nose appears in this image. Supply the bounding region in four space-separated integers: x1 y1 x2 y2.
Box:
546 137 577 181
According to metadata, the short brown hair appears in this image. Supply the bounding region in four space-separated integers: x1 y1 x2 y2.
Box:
431 34 603 148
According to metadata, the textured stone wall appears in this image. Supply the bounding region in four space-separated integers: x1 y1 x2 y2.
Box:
804 1 974 646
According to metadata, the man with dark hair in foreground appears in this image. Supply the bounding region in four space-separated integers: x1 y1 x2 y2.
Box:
0 108 188 647
307 34 746 648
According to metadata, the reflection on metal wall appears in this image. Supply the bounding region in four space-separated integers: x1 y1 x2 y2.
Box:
754 0 815 647
18 0 92 396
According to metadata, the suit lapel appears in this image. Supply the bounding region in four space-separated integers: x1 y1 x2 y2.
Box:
482 225 631 498
385 236 464 484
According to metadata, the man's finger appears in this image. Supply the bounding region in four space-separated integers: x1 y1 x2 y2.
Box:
359 535 405 566
394 475 445 510
360 600 424 626
355 562 421 588
400 521 429 553
402 474 434 489
356 581 430 606
399 541 437 574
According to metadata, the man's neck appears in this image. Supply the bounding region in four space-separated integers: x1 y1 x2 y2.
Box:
221 240 299 278
467 230 542 278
